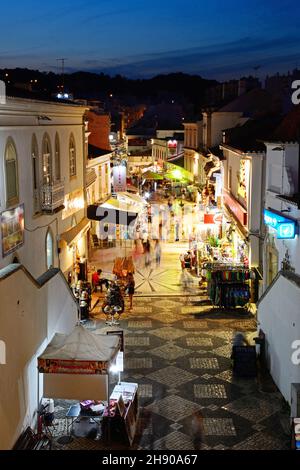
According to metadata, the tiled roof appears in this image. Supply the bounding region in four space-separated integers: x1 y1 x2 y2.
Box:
271 105 300 142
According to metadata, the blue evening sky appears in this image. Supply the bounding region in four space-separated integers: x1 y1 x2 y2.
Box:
0 0 300 79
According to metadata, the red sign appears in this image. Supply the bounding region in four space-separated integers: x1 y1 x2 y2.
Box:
223 190 247 226
204 214 215 224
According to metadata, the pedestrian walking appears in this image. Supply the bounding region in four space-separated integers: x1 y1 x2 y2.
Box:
126 273 135 310
154 239 161 267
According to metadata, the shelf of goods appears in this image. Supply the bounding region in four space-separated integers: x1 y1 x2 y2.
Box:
204 264 250 308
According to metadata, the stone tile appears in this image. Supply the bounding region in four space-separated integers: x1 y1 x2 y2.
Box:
205 330 234 342
190 357 219 369
131 307 153 314
150 342 191 361
152 431 196 450
138 384 153 398
126 358 153 369
186 337 213 347
201 373 213 380
128 321 152 328
147 366 198 387
170 423 183 431
149 313 184 324
232 432 288 450
203 418 236 436
183 321 208 329
146 395 201 422
149 327 188 340
222 396 282 422
125 337 150 346
153 299 179 309
207 404 219 411
213 344 232 358
194 384 227 399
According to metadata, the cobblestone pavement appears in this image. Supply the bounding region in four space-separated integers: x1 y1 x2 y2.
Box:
51 294 290 451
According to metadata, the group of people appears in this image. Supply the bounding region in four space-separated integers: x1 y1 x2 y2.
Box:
91 268 136 310
133 238 162 268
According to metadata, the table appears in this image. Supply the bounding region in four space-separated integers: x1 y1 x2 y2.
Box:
65 403 104 440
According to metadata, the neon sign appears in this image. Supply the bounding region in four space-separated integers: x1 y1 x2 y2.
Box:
263 209 296 239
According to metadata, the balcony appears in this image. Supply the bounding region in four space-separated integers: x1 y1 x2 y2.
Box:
86 168 97 187
40 181 65 213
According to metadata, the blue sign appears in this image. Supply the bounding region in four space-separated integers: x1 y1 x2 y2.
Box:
264 209 296 239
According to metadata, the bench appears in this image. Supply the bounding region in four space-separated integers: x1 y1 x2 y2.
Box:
13 426 51 450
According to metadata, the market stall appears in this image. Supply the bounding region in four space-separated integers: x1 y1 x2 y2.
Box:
37 326 122 402
203 262 251 309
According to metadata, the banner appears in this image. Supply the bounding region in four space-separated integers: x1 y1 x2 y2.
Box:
113 165 127 192
1 204 25 257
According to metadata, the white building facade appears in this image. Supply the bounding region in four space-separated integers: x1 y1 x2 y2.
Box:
0 97 90 281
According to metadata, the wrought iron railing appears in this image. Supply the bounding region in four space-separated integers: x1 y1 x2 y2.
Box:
40 181 65 212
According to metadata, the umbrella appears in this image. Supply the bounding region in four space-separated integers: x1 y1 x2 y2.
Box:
142 170 164 180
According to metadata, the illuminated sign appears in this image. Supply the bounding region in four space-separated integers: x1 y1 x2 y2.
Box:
113 165 127 192
62 189 85 220
263 209 296 239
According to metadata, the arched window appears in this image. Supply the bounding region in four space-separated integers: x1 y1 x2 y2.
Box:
46 229 54 270
54 133 61 181
42 134 52 185
5 138 18 205
69 134 76 177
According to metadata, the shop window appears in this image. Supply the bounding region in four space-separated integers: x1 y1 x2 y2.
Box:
69 134 76 177
54 133 61 181
46 229 54 270
42 134 52 185
5 138 18 206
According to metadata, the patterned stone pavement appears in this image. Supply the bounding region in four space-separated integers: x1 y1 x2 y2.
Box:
51 295 291 451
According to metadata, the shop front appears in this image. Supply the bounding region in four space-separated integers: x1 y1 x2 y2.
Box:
59 217 90 285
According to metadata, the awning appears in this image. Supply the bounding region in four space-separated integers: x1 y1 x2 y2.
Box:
117 192 146 206
164 162 194 183
60 217 90 246
142 170 164 180
87 199 139 226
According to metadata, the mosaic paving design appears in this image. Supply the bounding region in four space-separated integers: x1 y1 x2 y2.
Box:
147 366 198 387
150 342 191 361
189 357 219 369
194 384 227 399
146 395 202 422
51 293 290 451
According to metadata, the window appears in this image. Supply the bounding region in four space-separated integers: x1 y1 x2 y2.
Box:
54 133 61 181
5 138 18 205
42 134 52 184
32 135 39 212
69 134 76 177
46 229 54 270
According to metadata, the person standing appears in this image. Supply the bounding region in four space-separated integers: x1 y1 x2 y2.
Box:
126 273 135 310
154 239 161 267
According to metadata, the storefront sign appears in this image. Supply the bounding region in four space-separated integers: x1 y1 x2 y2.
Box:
1 204 25 257
223 191 247 226
264 209 296 239
237 159 249 203
62 189 85 220
113 165 127 192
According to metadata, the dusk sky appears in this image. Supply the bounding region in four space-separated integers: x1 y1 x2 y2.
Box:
1 0 300 79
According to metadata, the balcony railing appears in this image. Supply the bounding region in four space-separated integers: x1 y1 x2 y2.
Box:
40 181 65 213
86 168 97 187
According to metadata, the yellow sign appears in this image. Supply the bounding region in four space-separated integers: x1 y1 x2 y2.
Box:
62 189 85 220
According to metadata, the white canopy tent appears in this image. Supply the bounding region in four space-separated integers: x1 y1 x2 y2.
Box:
38 326 122 401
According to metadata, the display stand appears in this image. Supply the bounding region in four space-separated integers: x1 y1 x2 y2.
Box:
203 262 250 309
102 382 138 446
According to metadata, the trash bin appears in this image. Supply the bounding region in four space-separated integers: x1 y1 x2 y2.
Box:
231 333 257 377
